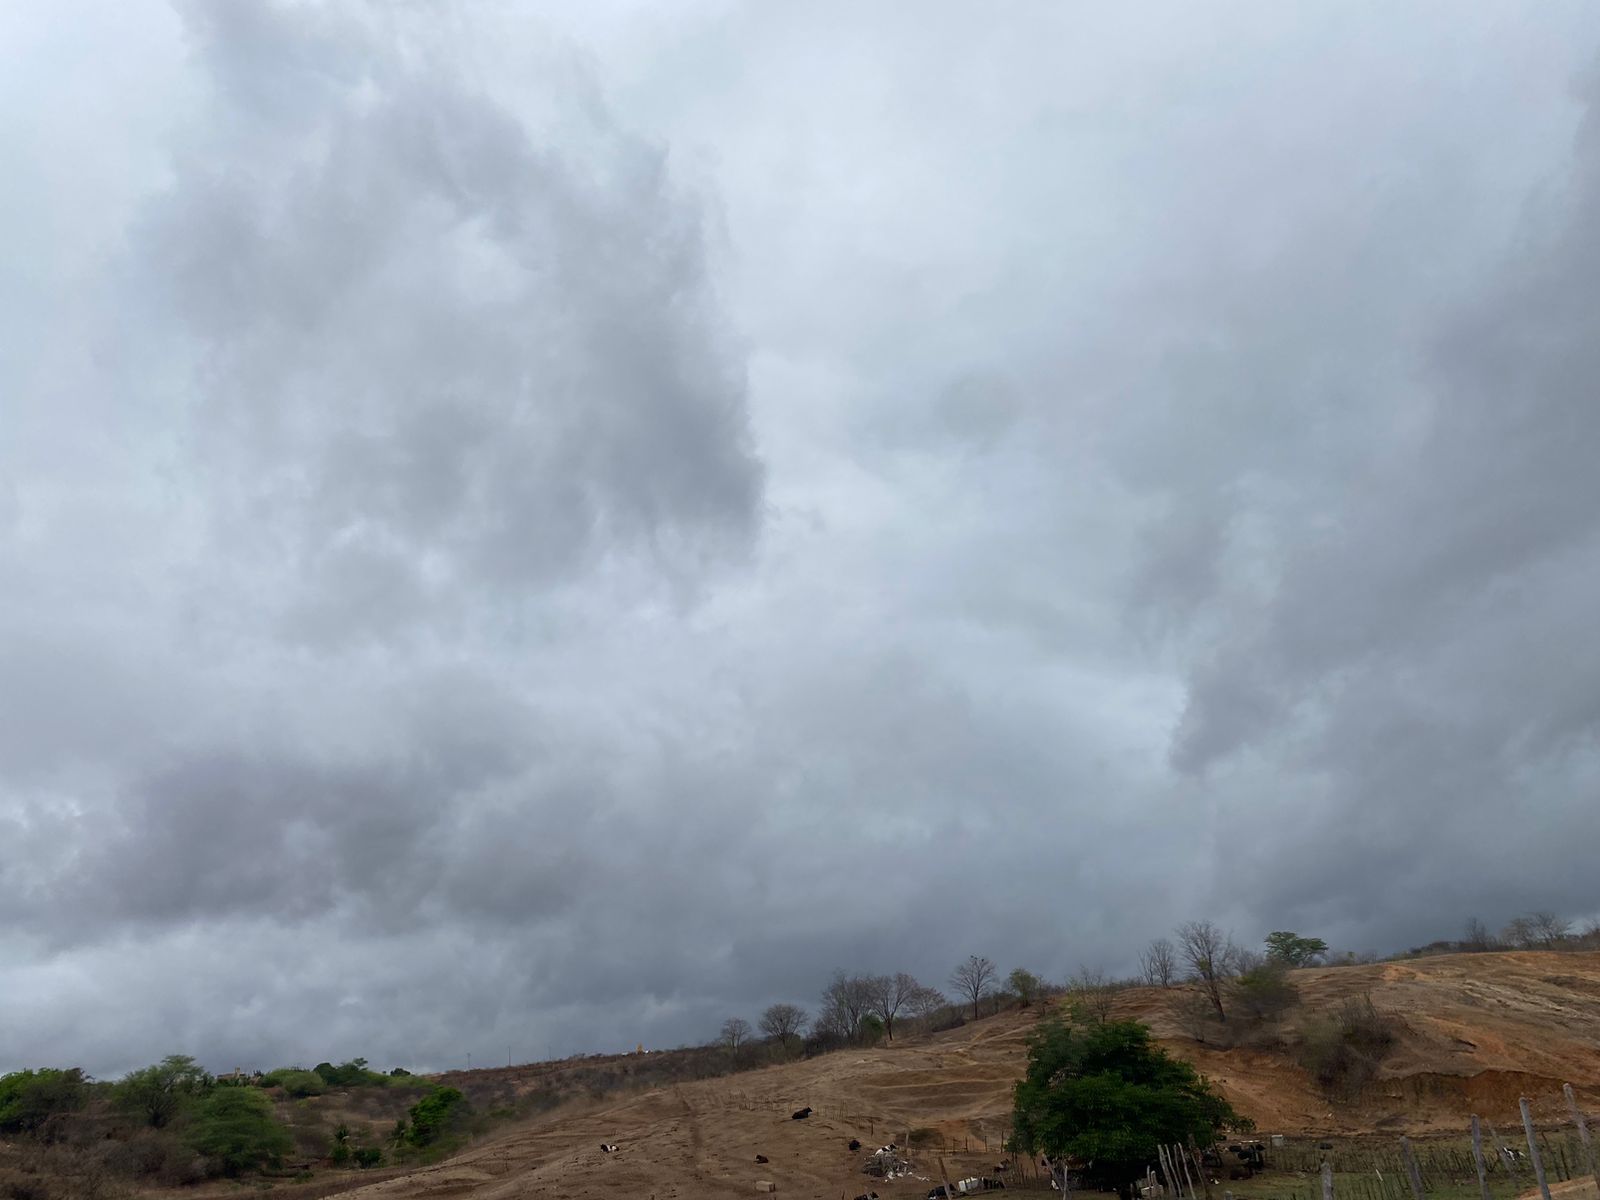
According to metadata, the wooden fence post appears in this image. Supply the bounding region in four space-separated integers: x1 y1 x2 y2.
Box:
1521 1097 1554 1200
1565 1083 1600 1200
1188 1136 1215 1200
1400 1137 1426 1200
1470 1116 1492 1200
1179 1145 1200 1200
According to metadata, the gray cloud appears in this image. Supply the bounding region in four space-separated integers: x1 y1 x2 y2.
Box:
4 0 1600 1077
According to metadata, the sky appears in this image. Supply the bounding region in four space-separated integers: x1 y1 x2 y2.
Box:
4 1 1600 1078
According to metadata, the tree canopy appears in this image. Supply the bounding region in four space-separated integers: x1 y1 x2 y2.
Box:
1264 932 1328 967
1011 1017 1249 1192
186 1088 293 1176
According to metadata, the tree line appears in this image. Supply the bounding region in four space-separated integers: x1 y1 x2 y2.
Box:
713 955 1124 1063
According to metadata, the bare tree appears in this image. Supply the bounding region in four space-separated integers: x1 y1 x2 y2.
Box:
864 972 921 1041
720 1017 752 1058
1176 920 1235 1022
907 985 947 1031
1141 937 1177 987
1529 911 1571 948
1069 965 1116 1022
820 971 876 1042
1462 917 1493 951
759 1004 808 1057
1501 915 1538 949
951 955 998 1019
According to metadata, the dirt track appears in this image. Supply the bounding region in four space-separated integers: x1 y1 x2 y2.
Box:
342 952 1600 1200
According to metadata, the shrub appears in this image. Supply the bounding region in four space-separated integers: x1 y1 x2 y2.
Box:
1233 962 1300 1021
0 1069 89 1137
312 1059 390 1088
398 1087 468 1148
1299 995 1397 1099
104 1130 208 1186
112 1056 211 1129
1012 1017 1249 1193
185 1088 294 1176
262 1069 326 1098
353 1146 384 1168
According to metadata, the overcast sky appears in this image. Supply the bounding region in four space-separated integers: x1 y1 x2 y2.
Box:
5 1 1600 1078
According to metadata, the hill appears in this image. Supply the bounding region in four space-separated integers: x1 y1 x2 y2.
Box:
330 951 1600 1200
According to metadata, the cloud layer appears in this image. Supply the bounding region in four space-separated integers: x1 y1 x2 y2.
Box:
3 0 1600 1076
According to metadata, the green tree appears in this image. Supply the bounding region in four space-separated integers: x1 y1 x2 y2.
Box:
1263 932 1327 967
1008 968 1043 1008
186 1087 293 1176
1011 1017 1248 1193
114 1055 212 1129
401 1086 468 1147
0 1068 89 1135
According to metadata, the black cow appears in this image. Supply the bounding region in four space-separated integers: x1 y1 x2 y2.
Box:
853 1193 880 1200
792 1107 813 1120
849 1139 862 1151
755 1155 769 1164
599 1143 618 1153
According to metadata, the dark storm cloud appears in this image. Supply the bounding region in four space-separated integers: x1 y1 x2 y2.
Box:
4 0 1600 1077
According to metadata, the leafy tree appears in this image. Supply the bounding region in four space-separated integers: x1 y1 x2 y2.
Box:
951 955 997 1019
1009 968 1043 1008
262 1068 326 1098
1264 932 1328 967
0 1068 89 1135
114 1055 212 1129
858 1014 886 1047
1011 1017 1248 1193
400 1086 468 1147
185 1087 293 1175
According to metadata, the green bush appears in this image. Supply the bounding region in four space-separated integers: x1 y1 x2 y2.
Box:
113 1055 212 1129
185 1088 293 1176
262 1068 326 1098
353 1146 384 1168
312 1058 391 1088
0 1069 89 1136
398 1086 468 1148
1012 1017 1249 1193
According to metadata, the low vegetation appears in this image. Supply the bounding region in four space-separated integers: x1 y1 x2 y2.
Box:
1012 1013 1250 1192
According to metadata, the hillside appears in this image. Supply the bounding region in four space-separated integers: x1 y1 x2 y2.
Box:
333 951 1600 1200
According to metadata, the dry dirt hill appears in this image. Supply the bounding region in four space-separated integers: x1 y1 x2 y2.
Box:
342 951 1600 1200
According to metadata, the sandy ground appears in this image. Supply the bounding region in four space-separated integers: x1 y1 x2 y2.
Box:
330 952 1600 1200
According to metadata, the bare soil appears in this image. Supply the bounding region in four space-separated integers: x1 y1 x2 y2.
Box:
329 951 1600 1200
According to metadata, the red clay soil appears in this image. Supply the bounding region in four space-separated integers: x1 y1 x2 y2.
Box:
332 952 1600 1200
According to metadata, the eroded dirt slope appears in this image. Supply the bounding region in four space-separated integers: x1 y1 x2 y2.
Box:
344 951 1600 1200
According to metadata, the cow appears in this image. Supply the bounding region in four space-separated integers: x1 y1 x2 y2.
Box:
853 1193 881 1200
849 1139 862 1151
755 1155 769 1164
599 1143 619 1153
792 1107 813 1120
